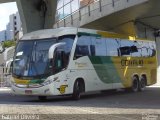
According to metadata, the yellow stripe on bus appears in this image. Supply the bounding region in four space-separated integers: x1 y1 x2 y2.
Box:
14 78 30 85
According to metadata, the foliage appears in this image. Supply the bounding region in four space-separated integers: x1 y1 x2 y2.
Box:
2 40 16 48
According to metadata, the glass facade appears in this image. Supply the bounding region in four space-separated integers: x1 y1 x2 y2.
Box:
56 0 96 21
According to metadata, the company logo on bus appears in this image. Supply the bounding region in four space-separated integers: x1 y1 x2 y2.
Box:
121 59 143 66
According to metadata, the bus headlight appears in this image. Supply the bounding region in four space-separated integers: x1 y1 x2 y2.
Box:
41 80 52 86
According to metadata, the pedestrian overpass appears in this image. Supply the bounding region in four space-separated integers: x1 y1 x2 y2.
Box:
0 0 160 85
55 0 160 39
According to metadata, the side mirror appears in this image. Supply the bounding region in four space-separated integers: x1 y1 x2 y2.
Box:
48 42 66 59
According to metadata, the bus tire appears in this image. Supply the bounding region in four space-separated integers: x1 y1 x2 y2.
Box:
131 76 139 92
72 80 84 100
139 76 146 91
38 96 47 101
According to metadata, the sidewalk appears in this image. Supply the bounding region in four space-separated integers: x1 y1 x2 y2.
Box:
0 87 11 93
148 81 160 88
150 78 160 88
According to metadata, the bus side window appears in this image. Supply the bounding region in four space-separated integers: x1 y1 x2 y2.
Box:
74 35 91 59
75 45 89 58
52 48 66 73
90 45 95 56
106 38 119 56
58 35 75 67
91 38 107 56
147 41 156 57
136 41 150 57
119 40 136 56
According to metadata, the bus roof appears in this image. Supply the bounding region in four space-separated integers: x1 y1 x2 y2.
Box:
21 27 76 40
21 27 151 41
21 27 128 40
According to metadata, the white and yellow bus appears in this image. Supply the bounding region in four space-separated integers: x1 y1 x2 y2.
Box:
11 27 157 100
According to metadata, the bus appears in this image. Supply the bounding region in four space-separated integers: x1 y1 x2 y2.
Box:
1 46 15 87
3 46 15 74
11 27 157 100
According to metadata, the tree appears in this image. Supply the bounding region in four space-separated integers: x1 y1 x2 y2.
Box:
2 40 16 48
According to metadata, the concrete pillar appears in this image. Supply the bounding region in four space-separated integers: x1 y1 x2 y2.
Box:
112 21 137 37
135 22 160 86
44 0 57 29
134 21 156 40
16 0 57 34
155 37 160 86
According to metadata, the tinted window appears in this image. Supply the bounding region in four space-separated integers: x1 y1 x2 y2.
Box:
119 39 140 57
137 41 156 57
59 35 75 55
131 41 142 57
74 35 156 58
106 38 119 56
74 35 91 58
58 35 75 68
148 41 156 57
91 37 107 56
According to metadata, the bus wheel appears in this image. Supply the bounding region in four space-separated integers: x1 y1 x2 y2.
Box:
139 76 146 91
72 80 81 100
38 96 47 101
131 76 139 92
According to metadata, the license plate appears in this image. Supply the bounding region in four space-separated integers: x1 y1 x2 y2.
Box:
25 90 32 95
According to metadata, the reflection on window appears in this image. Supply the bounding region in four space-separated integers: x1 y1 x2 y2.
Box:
148 41 156 56
91 37 107 56
73 34 156 59
71 0 79 13
106 38 119 56
56 0 97 21
57 8 64 20
119 40 139 56
52 35 75 73
59 35 75 56
137 41 156 57
76 45 89 57
30 40 55 76
57 0 64 9
64 3 71 17
130 42 141 57
75 35 91 58
80 0 94 8
64 0 71 5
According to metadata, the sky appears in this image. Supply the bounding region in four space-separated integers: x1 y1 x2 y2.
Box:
0 2 17 31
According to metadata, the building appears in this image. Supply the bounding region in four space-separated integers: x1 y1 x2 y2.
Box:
6 12 22 41
6 23 11 40
0 30 6 42
56 0 97 22
80 0 94 8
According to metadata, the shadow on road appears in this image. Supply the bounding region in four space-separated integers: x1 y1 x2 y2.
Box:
0 87 160 110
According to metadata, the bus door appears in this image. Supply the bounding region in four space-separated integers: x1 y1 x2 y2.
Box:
53 49 65 73
52 46 69 94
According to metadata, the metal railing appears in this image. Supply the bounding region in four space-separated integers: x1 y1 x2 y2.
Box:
55 0 131 27
0 67 12 87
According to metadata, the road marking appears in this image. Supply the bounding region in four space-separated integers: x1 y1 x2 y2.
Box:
79 109 100 114
79 109 137 120
108 114 137 120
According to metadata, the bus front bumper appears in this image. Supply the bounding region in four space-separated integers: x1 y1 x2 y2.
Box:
11 84 54 96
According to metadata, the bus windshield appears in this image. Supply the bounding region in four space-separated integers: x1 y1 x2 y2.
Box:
13 35 75 78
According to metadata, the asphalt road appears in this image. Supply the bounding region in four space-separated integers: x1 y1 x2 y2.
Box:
0 87 160 120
